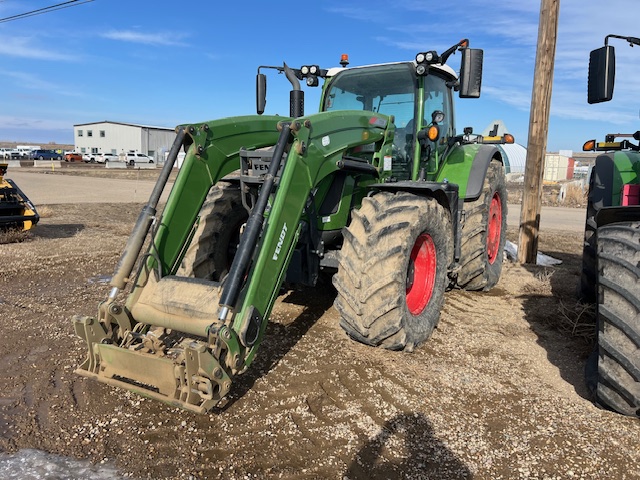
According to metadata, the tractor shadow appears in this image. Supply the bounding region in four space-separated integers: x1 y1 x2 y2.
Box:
214 283 336 411
517 246 596 403
345 412 472 479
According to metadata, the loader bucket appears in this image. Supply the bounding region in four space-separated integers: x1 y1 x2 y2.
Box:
0 163 39 231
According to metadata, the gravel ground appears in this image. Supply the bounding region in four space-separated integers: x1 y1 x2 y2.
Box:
0 169 637 479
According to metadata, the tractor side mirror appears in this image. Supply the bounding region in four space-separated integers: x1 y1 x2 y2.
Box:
256 73 267 115
459 48 483 98
588 45 615 104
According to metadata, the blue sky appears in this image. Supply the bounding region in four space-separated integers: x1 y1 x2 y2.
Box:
0 0 639 153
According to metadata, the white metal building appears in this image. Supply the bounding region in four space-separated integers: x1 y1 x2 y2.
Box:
73 121 176 162
497 143 527 174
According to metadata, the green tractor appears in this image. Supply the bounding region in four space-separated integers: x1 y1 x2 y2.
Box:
581 34 640 417
72 39 512 413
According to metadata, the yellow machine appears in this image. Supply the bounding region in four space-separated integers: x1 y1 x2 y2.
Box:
0 163 39 231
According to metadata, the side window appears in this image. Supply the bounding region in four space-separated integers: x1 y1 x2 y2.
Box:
423 75 453 140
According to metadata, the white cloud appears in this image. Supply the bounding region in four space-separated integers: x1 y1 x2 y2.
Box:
0 71 85 98
0 114 72 131
0 36 75 61
102 30 189 47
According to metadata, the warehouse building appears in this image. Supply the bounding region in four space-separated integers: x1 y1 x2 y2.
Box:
73 121 176 162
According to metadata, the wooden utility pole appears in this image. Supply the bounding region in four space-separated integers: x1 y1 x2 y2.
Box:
518 0 560 263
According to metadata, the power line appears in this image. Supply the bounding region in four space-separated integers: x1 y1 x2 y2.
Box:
0 0 94 24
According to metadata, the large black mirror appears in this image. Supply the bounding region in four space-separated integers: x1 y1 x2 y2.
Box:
588 45 615 104
459 48 483 98
256 73 267 114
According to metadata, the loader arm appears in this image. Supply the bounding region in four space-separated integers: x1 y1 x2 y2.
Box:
73 110 394 413
230 111 395 366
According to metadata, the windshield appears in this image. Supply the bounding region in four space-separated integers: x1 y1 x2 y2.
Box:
323 63 417 128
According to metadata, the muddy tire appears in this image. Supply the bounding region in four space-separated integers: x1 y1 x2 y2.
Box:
579 179 599 303
178 182 248 281
333 192 452 351
456 160 507 291
594 221 640 417
580 205 598 303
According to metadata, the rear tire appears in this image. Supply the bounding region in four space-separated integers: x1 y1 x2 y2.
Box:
580 177 599 303
456 160 507 291
178 182 248 281
333 192 452 351
594 221 640 417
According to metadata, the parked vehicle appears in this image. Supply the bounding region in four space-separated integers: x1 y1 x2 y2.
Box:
83 153 98 163
96 152 119 163
31 149 62 160
17 146 40 158
0 148 20 160
0 163 39 231
125 151 154 165
580 34 640 417
64 152 83 162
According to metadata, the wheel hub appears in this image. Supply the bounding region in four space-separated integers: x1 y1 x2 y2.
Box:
487 192 502 265
406 233 437 315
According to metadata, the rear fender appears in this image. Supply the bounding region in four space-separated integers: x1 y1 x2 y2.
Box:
436 144 502 200
596 206 640 228
465 144 502 200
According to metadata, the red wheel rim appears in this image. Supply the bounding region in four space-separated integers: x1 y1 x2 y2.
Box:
406 233 437 315
487 192 502 265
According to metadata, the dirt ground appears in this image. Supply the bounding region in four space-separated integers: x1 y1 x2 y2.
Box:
0 168 638 479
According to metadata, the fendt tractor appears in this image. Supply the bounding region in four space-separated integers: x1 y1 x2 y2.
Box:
72 39 513 413
0 163 39 231
580 34 640 417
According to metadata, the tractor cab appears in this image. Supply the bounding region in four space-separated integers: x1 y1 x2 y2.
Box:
321 61 457 179
256 39 484 182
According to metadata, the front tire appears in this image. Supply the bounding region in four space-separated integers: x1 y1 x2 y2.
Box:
178 182 248 281
333 192 452 351
594 221 640 417
456 160 507 291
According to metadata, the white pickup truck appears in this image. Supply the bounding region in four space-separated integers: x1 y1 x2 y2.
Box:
0 148 20 159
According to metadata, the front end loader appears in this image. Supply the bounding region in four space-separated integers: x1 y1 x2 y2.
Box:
73 39 513 413
0 163 39 232
580 34 640 417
